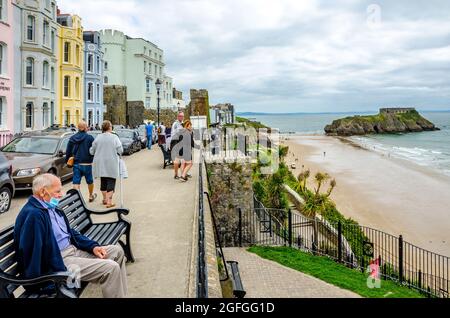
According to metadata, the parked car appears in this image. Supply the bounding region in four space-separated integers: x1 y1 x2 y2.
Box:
87 130 102 139
0 130 75 191
0 153 15 213
137 125 148 149
115 129 141 155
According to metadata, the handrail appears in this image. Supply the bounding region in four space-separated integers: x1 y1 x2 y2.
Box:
196 152 208 298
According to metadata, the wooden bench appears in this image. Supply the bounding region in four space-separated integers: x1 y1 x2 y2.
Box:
0 189 134 298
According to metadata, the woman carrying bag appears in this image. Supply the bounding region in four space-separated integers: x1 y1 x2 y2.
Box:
90 120 123 208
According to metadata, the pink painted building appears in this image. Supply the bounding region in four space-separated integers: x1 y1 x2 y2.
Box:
0 0 14 145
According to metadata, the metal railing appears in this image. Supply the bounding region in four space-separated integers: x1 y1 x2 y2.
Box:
239 196 449 298
0 132 13 147
196 156 208 298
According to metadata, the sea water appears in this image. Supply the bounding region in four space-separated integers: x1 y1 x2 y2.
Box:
238 111 450 175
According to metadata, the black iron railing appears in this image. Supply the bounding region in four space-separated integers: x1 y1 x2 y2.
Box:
239 196 449 298
196 159 208 298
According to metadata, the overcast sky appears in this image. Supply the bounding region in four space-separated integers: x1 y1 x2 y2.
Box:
58 0 450 113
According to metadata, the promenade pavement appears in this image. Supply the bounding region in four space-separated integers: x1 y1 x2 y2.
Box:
223 247 360 298
0 147 198 297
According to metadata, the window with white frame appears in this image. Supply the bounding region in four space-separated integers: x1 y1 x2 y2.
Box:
87 82 93 101
96 56 100 74
96 83 100 102
144 61 146 73
0 97 5 128
104 61 108 70
26 15 35 42
42 61 49 88
75 77 80 99
64 76 70 97
76 45 80 66
87 54 93 72
25 102 33 129
104 76 108 84
87 109 93 126
42 103 49 128
0 0 6 23
64 42 70 62
25 57 34 86
51 67 55 91
145 97 151 108
43 21 49 46
51 29 55 53
146 78 151 93
96 110 100 125
64 110 70 126
0 43 5 75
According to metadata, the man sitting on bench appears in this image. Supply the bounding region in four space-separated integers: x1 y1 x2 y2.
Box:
14 174 128 298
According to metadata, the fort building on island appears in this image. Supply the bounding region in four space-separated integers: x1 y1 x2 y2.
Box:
380 107 416 114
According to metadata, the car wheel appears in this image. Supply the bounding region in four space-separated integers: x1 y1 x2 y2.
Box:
0 187 12 214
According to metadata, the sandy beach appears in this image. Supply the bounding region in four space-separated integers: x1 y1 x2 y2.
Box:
283 135 450 257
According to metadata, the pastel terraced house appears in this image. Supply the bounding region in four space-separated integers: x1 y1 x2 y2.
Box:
100 29 173 110
57 11 83 126
12 0 59 132
83 31 103 127
0 0 14 144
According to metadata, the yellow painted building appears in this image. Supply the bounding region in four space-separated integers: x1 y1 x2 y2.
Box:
57 14 84 126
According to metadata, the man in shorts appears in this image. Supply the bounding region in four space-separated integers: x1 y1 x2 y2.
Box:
66 121 97 202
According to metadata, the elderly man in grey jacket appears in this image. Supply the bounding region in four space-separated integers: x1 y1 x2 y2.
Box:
90 120 123 208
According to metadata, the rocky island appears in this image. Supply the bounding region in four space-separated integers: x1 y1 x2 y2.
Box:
324 108 439 136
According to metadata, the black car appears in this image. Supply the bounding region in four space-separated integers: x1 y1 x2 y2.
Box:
0 153 15 213
115 129 141 155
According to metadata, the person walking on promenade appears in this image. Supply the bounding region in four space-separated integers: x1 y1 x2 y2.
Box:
145 121 154 150
174 120 195 182
90 120 123 208
158 122 167 149
14 174 128 297
170 112 185 179
95 123 100 130
66 121 97 202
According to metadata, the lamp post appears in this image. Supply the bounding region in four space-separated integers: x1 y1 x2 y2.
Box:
155 78 162 127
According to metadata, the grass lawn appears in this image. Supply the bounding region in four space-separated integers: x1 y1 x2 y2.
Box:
248 246 426 298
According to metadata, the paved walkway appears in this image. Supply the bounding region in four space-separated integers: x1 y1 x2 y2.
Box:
223 247 360 298
0 147 198 298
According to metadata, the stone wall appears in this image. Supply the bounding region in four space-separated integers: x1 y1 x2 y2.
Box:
143 108 190 127
104 85 127 125
207 160 254 247
127 101 145 127
189 89 210 118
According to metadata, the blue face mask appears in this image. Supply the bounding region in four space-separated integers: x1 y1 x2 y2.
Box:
44 190 61 209
46 197 60 209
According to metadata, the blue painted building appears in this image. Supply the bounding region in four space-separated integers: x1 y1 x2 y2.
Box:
83 31 104 127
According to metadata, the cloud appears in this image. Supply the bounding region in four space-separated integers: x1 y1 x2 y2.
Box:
57 0 450 112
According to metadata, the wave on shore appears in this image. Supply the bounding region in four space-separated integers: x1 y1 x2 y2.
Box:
349 136 450 176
